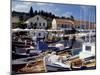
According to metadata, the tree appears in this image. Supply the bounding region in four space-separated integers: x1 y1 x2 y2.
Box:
34 10 38 15
61 16 66 19
29 6 34 17
70 15 74 21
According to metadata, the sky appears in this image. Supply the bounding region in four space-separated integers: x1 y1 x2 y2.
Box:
12 0 96 22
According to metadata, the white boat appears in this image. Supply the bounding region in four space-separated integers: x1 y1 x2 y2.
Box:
79 42 95 60
43 52 71 72
79 10 96 62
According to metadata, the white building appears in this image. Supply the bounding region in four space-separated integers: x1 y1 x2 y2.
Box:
52 18 74 30
30 29 48 40
25 15 47 29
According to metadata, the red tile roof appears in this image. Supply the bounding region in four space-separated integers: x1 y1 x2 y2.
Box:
55 18 74 25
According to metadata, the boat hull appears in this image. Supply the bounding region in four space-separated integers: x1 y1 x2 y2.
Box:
45 65 71 72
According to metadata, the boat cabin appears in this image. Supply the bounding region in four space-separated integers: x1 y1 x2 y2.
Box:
79 42 95 60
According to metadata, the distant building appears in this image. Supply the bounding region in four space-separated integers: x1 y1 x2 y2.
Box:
74 20 96 30
52 18 74 30
12 16 20 24
25 15 47 29
12 11 29 21
12 16 20 28
52 18 96 30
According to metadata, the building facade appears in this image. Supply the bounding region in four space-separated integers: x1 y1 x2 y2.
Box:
25 15 47 29
52 18 96 30
74 20 96 30
52 18 74 30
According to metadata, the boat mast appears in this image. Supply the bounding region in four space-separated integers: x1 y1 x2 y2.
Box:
83 9 87 41
89 8 91 43
79 8 81 30
83 6 87 42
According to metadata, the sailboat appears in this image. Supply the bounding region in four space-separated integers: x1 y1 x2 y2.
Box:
79 8 96 68
67 7 96 70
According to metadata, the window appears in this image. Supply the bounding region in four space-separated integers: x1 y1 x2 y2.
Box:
30 22 33 25
33 23 37 29
66 24 68 28
62 24 64 28
81 25 85 29
43 23 45 26
85 46 91 51
38 33 41 36
34 22 37 25
64 24 67 28
64 24 66 28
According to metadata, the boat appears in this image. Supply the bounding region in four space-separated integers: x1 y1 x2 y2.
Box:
43 52 71 72
78 10 96 69
12 45 42 59
79 10 96 62
12 54 43 73
44 62 71 72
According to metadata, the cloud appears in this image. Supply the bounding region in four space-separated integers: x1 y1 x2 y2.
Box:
12 1 33 12
35 2 54 7
35 3 47 6
11 1 96 22
80 5 93 14
79 5 96 22
12 1 54 12
62 12 72 17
